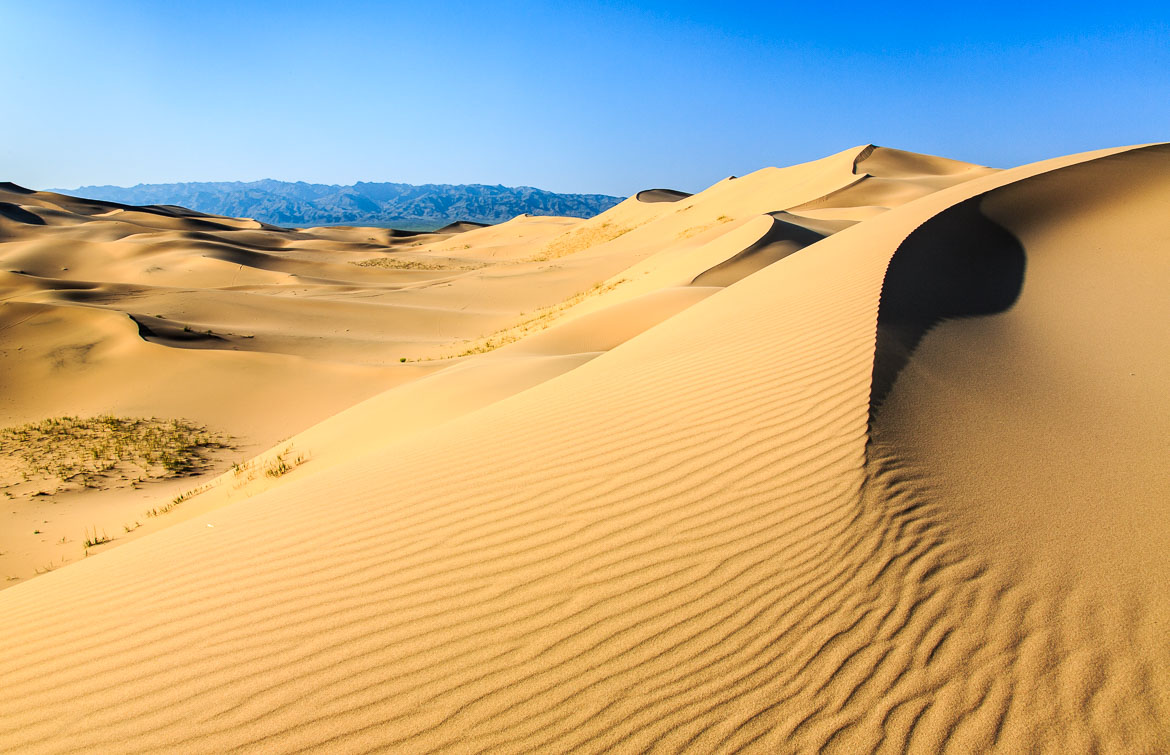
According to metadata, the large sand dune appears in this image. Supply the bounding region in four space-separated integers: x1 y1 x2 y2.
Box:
1 144 1166 752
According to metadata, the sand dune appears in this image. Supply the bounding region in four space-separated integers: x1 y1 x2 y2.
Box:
635 188 693 203
1 143 1167 752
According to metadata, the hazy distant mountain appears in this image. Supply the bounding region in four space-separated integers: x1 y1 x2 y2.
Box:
53 179 625 229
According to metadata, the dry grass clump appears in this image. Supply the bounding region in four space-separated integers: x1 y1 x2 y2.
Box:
142 447 306 521
263 449 305 479
435 278 628 359
230 447 307 483
145 481 212 519
532 221 639 261
353 257 484 271
83 526 110 548
676 214 733 240
352 257 448 271
0 416 230 495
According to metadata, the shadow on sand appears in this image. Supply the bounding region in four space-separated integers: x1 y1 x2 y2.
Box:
870 195 1026 419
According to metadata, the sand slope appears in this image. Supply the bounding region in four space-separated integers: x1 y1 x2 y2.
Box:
2 144 1166 752
1 145 987 585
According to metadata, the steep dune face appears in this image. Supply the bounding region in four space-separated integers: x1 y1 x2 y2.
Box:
865 144 1170 751
1 144 1165 752
873 144 1170 574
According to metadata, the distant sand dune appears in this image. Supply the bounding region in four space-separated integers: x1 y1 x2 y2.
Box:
635 188 693 203
1 144 1166 752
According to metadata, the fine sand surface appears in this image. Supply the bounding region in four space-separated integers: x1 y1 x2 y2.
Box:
1 144 1167 752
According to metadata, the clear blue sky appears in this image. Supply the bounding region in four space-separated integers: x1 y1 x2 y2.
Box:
2 1 1167 196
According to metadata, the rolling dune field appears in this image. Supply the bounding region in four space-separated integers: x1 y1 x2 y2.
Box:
0 143 1166 752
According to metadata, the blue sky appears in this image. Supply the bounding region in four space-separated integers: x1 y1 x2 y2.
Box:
2 1 1167 196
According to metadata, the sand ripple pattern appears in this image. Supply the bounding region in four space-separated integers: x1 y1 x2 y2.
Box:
2 145 1166 753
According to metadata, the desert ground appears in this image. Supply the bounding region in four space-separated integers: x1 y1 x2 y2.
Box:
1 143 1167 751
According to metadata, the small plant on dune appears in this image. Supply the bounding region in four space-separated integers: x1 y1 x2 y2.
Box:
266 456 292 478
145 482 211 519
264 449 305 479
83 526 110 549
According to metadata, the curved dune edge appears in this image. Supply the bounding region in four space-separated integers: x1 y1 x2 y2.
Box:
863 144 1170 751
634 188 694 203
1 144 1164 752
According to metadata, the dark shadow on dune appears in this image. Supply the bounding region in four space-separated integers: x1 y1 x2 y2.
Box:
870 195 1025 419
691 214 827 287
436 220 490 234
0 202 45 225
691 211 858 288
635 189 693 203
130 315 227 345
0 182 35 194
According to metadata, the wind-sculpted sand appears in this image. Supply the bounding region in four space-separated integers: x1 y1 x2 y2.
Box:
0 144 1166 752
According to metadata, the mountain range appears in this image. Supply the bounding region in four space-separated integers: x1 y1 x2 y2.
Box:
53 179 625 230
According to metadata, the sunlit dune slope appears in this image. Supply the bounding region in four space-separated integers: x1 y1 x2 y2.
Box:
0 144 992 587
2 144 1166 752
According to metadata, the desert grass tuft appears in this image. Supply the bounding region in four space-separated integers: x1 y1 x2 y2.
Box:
531 221 640 261
83 526 110 549
264 449 306 479
352 257 483 271
0 415 231 497
405 278 629 361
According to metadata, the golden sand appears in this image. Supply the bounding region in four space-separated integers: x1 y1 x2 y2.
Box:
0 144 1166 751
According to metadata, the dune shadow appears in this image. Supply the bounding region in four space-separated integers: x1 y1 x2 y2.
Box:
130 315 227 346
0 202 45 225
635 188 693 204
691 214 826 287
0 182 35 195
870 195 1025 419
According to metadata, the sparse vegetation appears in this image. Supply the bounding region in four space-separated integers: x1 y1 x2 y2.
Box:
676 214 734 240
264 449 305 479
405 278 629 361
0 415 231 496
352 257 483 271
145 482 212 519
532 220 640 261
161 445 308 502
83 526 110 548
